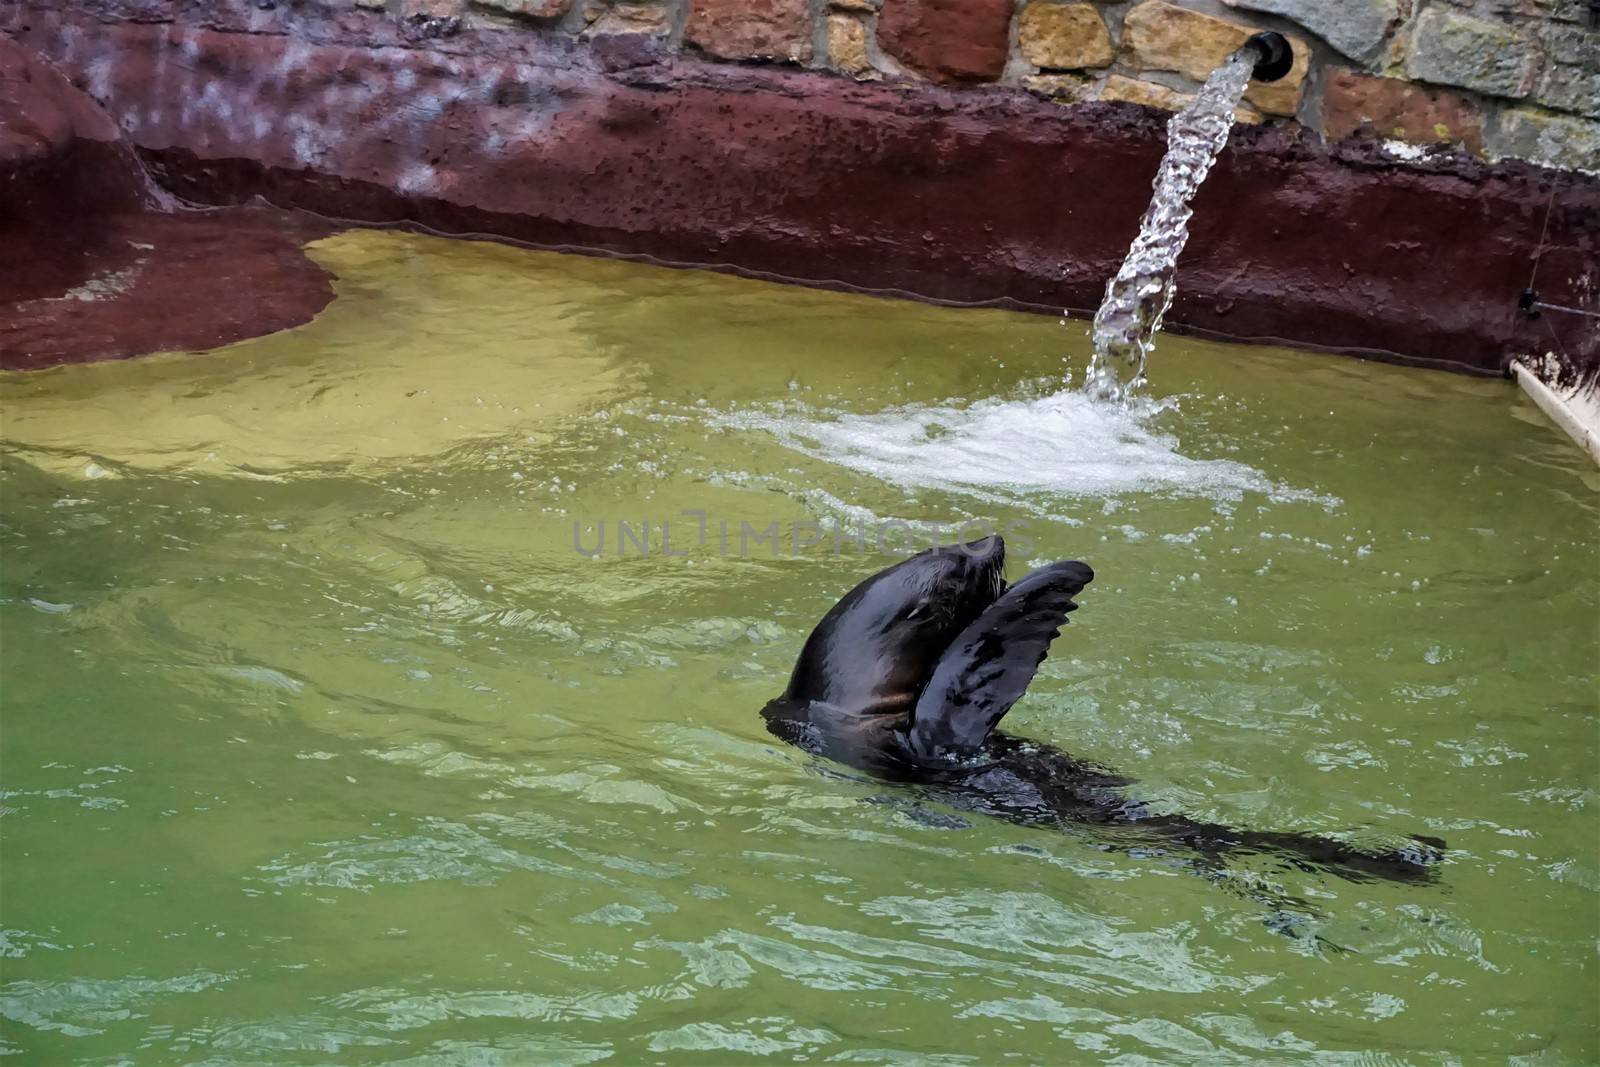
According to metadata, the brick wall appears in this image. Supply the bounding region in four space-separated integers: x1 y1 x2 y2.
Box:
357 0 1598 171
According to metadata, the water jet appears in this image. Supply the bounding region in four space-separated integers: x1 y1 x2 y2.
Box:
1084 38 1299 402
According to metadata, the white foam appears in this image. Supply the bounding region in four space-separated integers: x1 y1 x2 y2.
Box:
726 390 1332 509
1381 139 1435 162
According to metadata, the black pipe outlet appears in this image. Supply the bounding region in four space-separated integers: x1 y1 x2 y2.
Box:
1243 32 1293 82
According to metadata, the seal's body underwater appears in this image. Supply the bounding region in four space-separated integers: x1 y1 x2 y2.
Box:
763 536 1443 885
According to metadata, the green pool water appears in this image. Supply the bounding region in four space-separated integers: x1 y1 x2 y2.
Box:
1 230 1596 1065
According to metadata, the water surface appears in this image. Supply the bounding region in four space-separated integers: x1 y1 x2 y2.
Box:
2 230 1596 1064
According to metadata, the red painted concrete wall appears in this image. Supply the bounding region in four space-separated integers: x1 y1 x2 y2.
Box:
5 4 1598 374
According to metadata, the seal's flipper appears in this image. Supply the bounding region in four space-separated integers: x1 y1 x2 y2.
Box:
906 560 1092 762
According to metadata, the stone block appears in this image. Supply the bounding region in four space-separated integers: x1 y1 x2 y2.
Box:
582 2 672 36
1532 17 1599 66
582 2 668 36
470 0 571 19
1321 70 1484 154
876 0 1014 84
1221 0 1396 63
1404 7 1538 99
828 14 877 78
686 0 813 63
1489 105 1600 171
1100 74 1264 124
402 0 465 16
1533 63 1600 119
1022 72 1095 102
1018 2 1113 71
1533 0 1594 24
1120 1 1309 116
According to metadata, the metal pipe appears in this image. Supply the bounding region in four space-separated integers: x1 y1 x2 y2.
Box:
1242 32 1293 83
1520 288 1600 321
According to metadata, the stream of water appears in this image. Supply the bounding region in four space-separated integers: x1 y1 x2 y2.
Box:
1085 49 1258 403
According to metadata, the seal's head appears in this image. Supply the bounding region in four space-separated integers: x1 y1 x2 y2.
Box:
783 535 1007 715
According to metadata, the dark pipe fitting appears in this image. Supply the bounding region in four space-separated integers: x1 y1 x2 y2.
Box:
1243 32 1294 82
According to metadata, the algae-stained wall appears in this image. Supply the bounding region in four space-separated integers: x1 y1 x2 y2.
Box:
9 0 1596 377
354 0 1599 171
14 0 1595 170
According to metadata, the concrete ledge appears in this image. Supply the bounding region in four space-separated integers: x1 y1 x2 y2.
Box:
1512 360 1600 464
0 37 337 368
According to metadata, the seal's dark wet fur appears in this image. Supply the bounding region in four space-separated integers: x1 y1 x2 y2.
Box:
763 536 1444 887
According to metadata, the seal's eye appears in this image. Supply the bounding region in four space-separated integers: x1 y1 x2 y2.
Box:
903 600 930 622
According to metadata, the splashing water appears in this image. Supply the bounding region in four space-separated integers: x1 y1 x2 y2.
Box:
722 390 1337 512
1084 49 1258 403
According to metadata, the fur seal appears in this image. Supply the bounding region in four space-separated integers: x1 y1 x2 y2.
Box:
763 536 1444 887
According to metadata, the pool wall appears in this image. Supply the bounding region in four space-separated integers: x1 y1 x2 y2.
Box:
3 0 1598 377
0 36 336 368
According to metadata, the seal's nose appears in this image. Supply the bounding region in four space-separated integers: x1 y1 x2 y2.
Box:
961 534 1005 563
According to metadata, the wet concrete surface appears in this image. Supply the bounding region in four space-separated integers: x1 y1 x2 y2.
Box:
1 206 334 370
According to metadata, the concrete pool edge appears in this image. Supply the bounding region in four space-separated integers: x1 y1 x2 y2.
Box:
1512 361 1600 465
5 5 1597 381
9 5 1600 383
